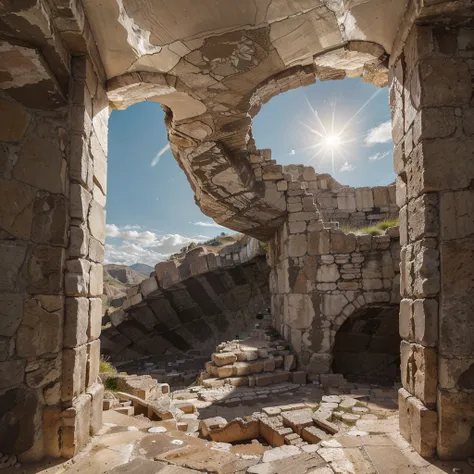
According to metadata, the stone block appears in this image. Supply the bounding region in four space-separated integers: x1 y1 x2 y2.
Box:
399 298 413 341
439 238 474 357
288 233 307 257
282 408 313 435
0 178 36 240
43 407 62 458
0 359 24 389
0 97 30 142
418 58 472 107
355 187 374 211
86 339 100 387
398 388 412 441
89 263 103 296
312 414 338 434
70 183 91 221
61 393 91 458
0 293 23 337
88 200 106 243
13 130 65 194
407 140 474 199
400 341 437 406
64 297 89 348
16 296 63 357
62 344 87 402
88 298 102 341
213 352 237 366
438 356 474 390
413 298 438 346
331 231 356 253
301 425 330 444
25 354 61 389
308 230 330 255
69 225 89 258
408 193 438 241
32 192 68 246
292 371 306 384
27 245 65 294
316 264 339 283
408 396 438 457
286 294 315 329
440 189 474 241
412 244 439 298
437 390 474 460
87 383 104 435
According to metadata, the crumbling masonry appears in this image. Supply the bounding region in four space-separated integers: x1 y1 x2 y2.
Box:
0 0 473 463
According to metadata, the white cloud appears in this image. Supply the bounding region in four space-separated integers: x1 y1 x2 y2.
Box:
368 150 391 162
123 225 141 230
105 224 120 238
105 224 207 266
289 149 296 156
151 143 170 167
340 161 356 172
192 221 224 228
365 120 392 145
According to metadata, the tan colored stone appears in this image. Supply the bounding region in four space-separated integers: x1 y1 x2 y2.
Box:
88 200 106 243
64 297 89 348
62 344 87 402
0 178 36 240
86 339 100 387
16 296 63 357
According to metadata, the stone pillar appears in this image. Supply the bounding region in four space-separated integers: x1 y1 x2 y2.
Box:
0 52 107 460
392 24 474 459
59 56 108 458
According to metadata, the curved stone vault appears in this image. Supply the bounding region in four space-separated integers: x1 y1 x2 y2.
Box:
0 0 473 464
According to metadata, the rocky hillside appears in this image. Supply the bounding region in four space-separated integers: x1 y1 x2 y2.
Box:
129 263 154 279
104 264 146 285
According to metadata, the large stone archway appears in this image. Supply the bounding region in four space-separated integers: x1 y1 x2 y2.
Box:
0 0 473 463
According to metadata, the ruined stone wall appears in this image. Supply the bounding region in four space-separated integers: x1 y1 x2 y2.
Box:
268 221 400 376
253 150 400 378
391 22 474 460
283 165 398 228
102 238 270 360
0 53 107 460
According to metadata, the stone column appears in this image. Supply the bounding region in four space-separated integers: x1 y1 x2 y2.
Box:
392 24 474 459
58 56 108 458
0 52 107 461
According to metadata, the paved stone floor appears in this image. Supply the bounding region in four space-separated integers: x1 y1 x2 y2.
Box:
4 386 473 474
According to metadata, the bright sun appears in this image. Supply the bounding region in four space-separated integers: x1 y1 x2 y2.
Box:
323 133 342 150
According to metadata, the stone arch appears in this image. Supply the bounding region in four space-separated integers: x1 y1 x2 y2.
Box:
331 302 400 384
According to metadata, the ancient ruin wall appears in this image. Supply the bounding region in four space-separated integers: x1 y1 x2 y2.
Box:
102 238 270 360
0 53 107 460
284 165 398 227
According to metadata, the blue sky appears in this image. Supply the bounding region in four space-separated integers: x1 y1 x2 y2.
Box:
105 78 394 266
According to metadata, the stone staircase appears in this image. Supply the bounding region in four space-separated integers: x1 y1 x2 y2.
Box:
198 326 306 389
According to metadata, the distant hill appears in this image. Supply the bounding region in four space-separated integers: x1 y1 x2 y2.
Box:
129 263 154 278
104 264 146 285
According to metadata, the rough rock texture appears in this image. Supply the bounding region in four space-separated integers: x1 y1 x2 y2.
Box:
0 0 473 463
101 237 270 360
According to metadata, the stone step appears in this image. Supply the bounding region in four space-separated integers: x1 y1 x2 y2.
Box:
113 406 134 416
205 357 282 378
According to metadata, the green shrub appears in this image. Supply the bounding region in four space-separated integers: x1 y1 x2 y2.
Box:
341 217 399 236
99 356 117 375
105 377 118 391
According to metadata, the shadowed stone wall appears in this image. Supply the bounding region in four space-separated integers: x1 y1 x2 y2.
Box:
0 45 107 460
391 20 474 460
263 159 401 376
0 0 473 463
102 238 270 360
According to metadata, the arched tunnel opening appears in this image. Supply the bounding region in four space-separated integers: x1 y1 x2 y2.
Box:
332 305 401 386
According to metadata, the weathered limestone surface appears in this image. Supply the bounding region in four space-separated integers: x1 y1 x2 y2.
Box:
267 169 401 377
101 237 270 359
390 19 474 460
0 0 473 464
